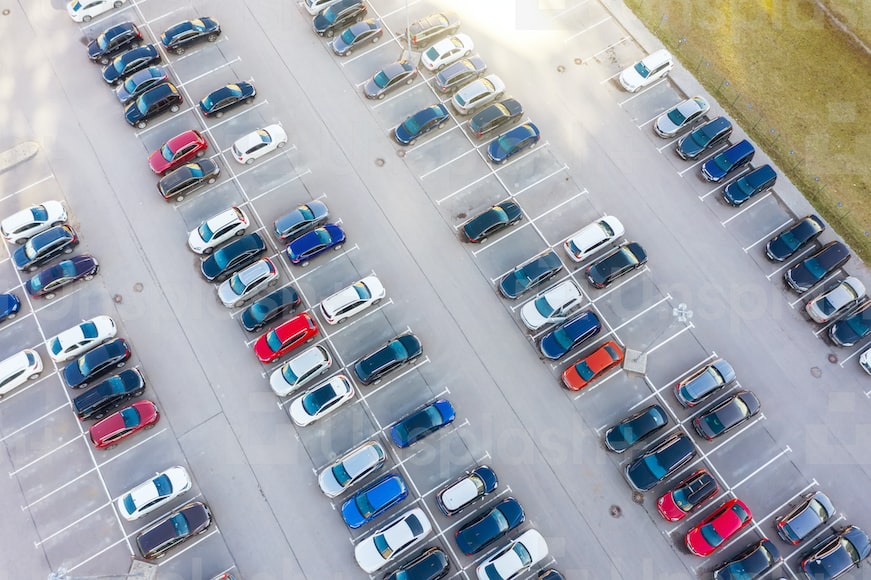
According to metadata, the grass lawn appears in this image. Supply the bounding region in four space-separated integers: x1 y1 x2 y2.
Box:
627 0 871 261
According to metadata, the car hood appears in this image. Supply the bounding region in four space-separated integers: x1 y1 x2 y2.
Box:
0 293 20 316
656 493 686 521
102 63 124 84
363 78 381 98
12 246 31 269
124 101 144 124
313 13 332 32
63 361 88 387
87 40 102 59
787 262 820 289
619 67 644 91
217 279 241 306
625 458 658 491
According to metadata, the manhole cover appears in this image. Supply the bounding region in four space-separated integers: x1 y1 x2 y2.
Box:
574 57 582 65
2 9 10 15
827 353 838 364
632 492 644 504
456 212 467 219
609 505 622 518
397 150 406 158
133 282 144 292
375 158 385 166
556 65 565 73
113 294 123 303
811 366 822 378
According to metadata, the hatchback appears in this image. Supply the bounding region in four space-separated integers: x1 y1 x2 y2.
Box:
785 241 850 293
115 66 168 105
319 275 385 324
563 215 625 263
519 279 584 331
285 224 346 266
363 60 417 99
158 159 220 202
46 315 117 363
354 333 422 385
539 309 601 360
232 124 288 164
775 491 836 545
654 96 709 137
656 469 719 522
253 313 319 364
701 139 755 182
692 390 761 440
64 338 131 389
199 81 256 118
200 232 266 282
436 56 487 93
217 258 279 308
89 400 159 449
124 83 182 129
241 286 301 333
801 526 870 580
340 473 408 529
149 129 208 175
288 374 354 426
405 11 460 49
618 49 673 92
805 276 866 323
462 201 522 243
136 501 212 559
331 19 382 56
674 358 735 407
88 22 141 64
269 345 332 397
273 201 329 242
318 440 385 498
828 300 871 347
685 498 753 557
722 164 777 206
488 122 540 163
421 34 474 71
160 17 221 54
0 349 43 398
117 466 192 521
354 508 432 573
313 0 367 38
602 404 668 453
456 497 525 556
1 200 67 244
188 206 248 254
27 255 99 299
498 250 561 299
12 225 78 272
68 0 125 23
585 242 647 288
712 538 781 580
475 529 548 580
624 433 696 492
675 116 733 160
469 98 523 138
436 465 498 516
394 104 450 145
451 74 505 115
390 400 455 448
102 44 161 85
562 340 624 391
765 214 826 262
384 547 449 580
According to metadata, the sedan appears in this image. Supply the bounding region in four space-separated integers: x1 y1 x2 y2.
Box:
675 116 733 160
421 34 474 71
354 508 431 573
199 81 256 118
318 440 385 498
115 66 168 105
405 11 460 49
456 497 524 556
384 547 449 580
488 123 541 164
12 225 78 272
200 232 266 283
805 276 866 323
394 103 450 145
253 313 319 364
124 82 182 129
319 275 385 324
475 529 548 580
68 0 125 23
89 400 159 449
64 338 131 389
539 309 601 360
274 201 329 242
26 255 99 299
241 286 301 333
519 279 584 331
269 345 331 397
654 96 710 137
46 315 117 363
288 374 354 426
561 341 624 391
117 466 192 521
149 130 208 175
776 491 836 545
313 0 367 38
829 301 871 347
390 399 455 448
563 215 625 263
136 501 212 560
285 224 346 266
470 98 523 138
722 164 777 206
102 44 161 85
87 22 141 64
624 433 696 492
462 201 522 243
341 473 408 529
232 124 288 164
0 293 21 323
656 469 719 522
452 74 505 115
498 250 561 299
436 465 498 516
436 56 487 93
693 390 761 440
701 139 755 182
188 206 249 254
685 498 753 557
0 349 43 398
585 242 647 288
331 19 382 56
800 525 870 579
674 358 736 407
363 60 418 99
602 404 667 453
217 258 278 308
160 17 221 54
713 538 781 580
784 241 850 293
765 214 826 262
1 200 67 244
354 333 422 385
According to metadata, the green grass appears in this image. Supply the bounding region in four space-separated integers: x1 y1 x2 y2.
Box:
627 0 871 261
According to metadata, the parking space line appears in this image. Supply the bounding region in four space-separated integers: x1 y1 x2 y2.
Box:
357 358 431 403
552 0 594 20
697 183 721 201
781 515 845 566
512 164 571 200
144 8 185 27
629 352 717 412
369 83 421 109
646 322 695 356
563 16 612 43
637 112 661 129
159 527 221 565
320 299 394 338
65 535 128 573
616 79 669 104
35 500 115 546
700 413 766 455
174 58 242 88
765 246 816 280
436 171 493 205
79 3 136 28
338 40 388 65
588 265 650 302
470 222 530 256
0 175 53 203
720 191 774 226
571 366 625 400
677 144 729 176
730 446 792 491
199 101 269 134
656 136 681 153
420 148 477 179
744 218 791 252
417 453 491 500
0 401 68 444
8 433 86 476
838 344 866 367
751 477 814 526
787 274 841 307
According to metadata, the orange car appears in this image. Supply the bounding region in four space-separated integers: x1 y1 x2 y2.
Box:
561 341 624 391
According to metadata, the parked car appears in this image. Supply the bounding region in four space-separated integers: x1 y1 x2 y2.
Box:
618 49 673 92
0 293 21 322
88 22 141 64
241 286 301 333
269 345 332 396
713 538 781 580
475 529 548 580
602 404 667 453
563 215 625 262
354 508 431 573
0 349 43 398
1 200 67 244
421 34 474 71
390 399 455 448
673 358 735 407
537 571 565 580
693 390 761 440
188 206 249 254
331 19 382 56
405 11 460 49
456 497 524 555
288 374 354 426
136 501 212 559
656 469 719 522
722 164 777 206
200 232 266 283
539 309 601 360
160 17 221 54
149 130 207 175
562 341 624 391
675 116 733 160
860 346 871 375
701 139 755 182
624 433 696 492
232 124 288 164
274 201 330 242
519 279 584 331
462 200 522 243
285 224 346 266
776 491 836 545
451 74 505 115
115 66 168 105
785 241 850 293
363 60 417 99
304 0 341 16
469 98 523 138
68 0 126 23
585 242 647 288
64 338 131 389
47 315 116 363
124 82 182 128
319 275 385 324
89 400 159 449
340 473 407 529
436 56 487 93
436 465 498 516
655 96 709 137
829 301 871 346
72 368 145 420
102 44 161 84
800 525 870 579
253 313 318 364
498 250 561 299
383 547 449 580
354 333 422 385
318 440 385 498
685 498 753 557
488 122 540 164
806 277 866 323
117 466 191 521
394 104 450 145
199 81 256 118
217 258 279 308
765 214 826 262
12 225 78 272
313 0 367 38
26 255 99 299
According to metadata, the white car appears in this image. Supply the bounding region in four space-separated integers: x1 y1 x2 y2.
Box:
1 201 67 244
188 206 250 254
451 74 505 115
303 0 340 16
805 276 866 323
0 349 43 398
860 346 871 375
421 34 474 71
654 96 710 138
319 275 385 325
46 315 117 363
67 0 125 22
563 215 624 262
354 508 432 573
217 258 279 308
318 440 385 498
270 345 333 397
288 374 354 427
618 49 674 92
519 280 584 331
232 124 288 165
475 529 549 580
116 466 192 521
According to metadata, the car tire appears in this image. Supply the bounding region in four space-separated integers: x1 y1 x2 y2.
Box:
207 34 218 42
175 47 185 55
405 77 414 85
245 97 254 105
175 195 184 202
333 243 343 251
326 29 335 38
355 14 363 22
100 57 109 65
268 278 278 287
372 298 381 305
277 141 287 149
203 247 213 255
215 110 224 118
107 444 117 450
377 93 385 100
372 36 380 43
27 265 36 272
117 361 126 368
207 177 216 184
345 49 352 56
84 273 95 281
137 120 147 129
83 15 92 22
438 121 446 129
235 229 246 237
407 139 416 146
64 247 73 254
28 373 39 381
114 0 122 6
337 318 346 324
144 422 155 430
245 158 254 165
306 337 314 343
301 261 310 268
6 313 15 320
235 300 245 308
93 411 106 420
196 149 205 158
45 293 56 299
170 104 180 113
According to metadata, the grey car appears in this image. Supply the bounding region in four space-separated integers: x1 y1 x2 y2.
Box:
363 61 417 99
435 56 487 93
273 201 329 242
318 440 385 498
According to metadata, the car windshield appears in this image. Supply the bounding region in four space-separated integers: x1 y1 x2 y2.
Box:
491 508 509 531
713 152 734 172
122 76 141 93
229 274 247 295
323 6 339 24
136 98 151 115
72 0 82 9
81 322 98 339
388 340 409 361
778 230 800 251
49 338 62 356
496 134 521 155
281 363 300 383
265 331 283 352
355 492 376 517
513 542 533 566
24 241 40 260
197 222 214 242
303 386 334 415
160 143 176 162
844 538 862 564
153 474 172 496
402 115 422 134
690 129 710 147
735 177 755 196
32 206 48 221
113 58 128 74
802 257 825 279
123 494 136 515
699 522 723 547
701 412 725 435
332 463 351 486
671 488 693 511
533 296 556 318
171 512 190 537
374 534 393 558
61 261 79 277
353 282 371 301
572 361 595 382
642 455 665 479
315 228 332 245
847 315 871 337
667 107 687 125
551 326 575 350
340 27 357 43
454 92 467 106
616 423 638 446
373 70 391 88
633 61 651 78
120 406 141 428
97 33 110 50
424 46 440 60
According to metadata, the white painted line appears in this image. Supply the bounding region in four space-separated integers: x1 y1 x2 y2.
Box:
563 16 612 43
9 433 84 476
0 175 53 203
730 446 792 490
656 135 681 152
470 221 530 256
743 218 790 252
436 171 494 204
585 36 630 64
513 165 572 200
175 58 242 88
419 148 477 179
765 245 816 280
616 78 669 105
0 401 68 443
720 191 773 226
645 322 694 356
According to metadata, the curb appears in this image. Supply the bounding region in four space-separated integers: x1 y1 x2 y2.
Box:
0 142 40 173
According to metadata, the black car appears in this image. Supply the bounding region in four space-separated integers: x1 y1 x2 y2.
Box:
26 255 99 299
201 233 267 283
624 433 696 492
12 225 78 272
240 286 301 332
801 526 871 580
675 116 732 160
603 404 668 453
136 501 212 559
765 215 826 262
160 17 221 55
312 0 367 38
828 301 871 347
692 390 761 440
585 242 647 288
712 538 781 580
469 98 524 138
199 82 256 118
498 250 562 299
354 333 422 385
776 491 836 545
101 44 161 84
455 497 525 555
383 547 449 580
64 338 131 389
73 368 146 420
115 66 168 105
722 164 777 206
88 22 142 64
784 241 850 293
701 139 755 182
462 201 523 243
158 159 220 202
125 82 182 129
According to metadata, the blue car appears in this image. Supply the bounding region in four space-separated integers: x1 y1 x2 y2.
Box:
391 400 455 448
394 104 450 145
487 123 540 164
0 293 20 322
12 225 78 272
722 164 777 207
285 224 346 266
340 473 408 529
455 497 525 555
63 338 131 389
701 139 755 182
539 309 601 360
101 44 161 85
115 66 168 105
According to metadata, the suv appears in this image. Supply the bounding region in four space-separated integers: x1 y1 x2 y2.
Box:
722 164 777 206
701 139 755 182
618 49 673 92
313 0 367 38
405 11 460 49
158 159 220 202
676 116 732 160
88 22 142 64
72 368 145 420
125 83 182 129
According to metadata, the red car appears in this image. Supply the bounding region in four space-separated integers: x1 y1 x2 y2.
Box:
148 130 208 174
89 400 159 450
561 341 624 391
685 498 752 557
253 313 319 364
656 469 719 522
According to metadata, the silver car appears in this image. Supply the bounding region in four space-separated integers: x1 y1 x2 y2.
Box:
519 280 584 331
269 345 333 397
451 74 505 115
318 440 385 498
217 258 278 308
805 276 866 323
654 96 710 138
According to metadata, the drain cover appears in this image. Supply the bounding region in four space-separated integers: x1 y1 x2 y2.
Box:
375 158 385 166
827 353 838 364
610 505 622 517
632 492 644 504
113 294 123 303
811 366 822 378
133 282 144 292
